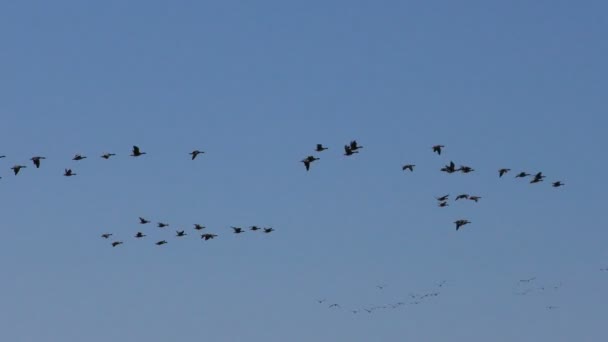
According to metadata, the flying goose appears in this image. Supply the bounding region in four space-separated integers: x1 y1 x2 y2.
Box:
176 230 187 237
499 168 511 177
135 232 146 238
201 233 217 240
72 154 87 161
11 165 26 175
111 241 123 247
454 219 471 230
139 217 150 224
315 144 328 152
432 145 444 155
344 145 358 156
194 224 206 230
101 233 112 239
30 156 46 168
131 145 146 157
402 164 415 172
63 169 76 177
190 150 204 160
155 240 168 246
101 153 116 159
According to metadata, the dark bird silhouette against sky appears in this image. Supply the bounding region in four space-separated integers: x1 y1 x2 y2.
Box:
301 155 319 171
31 156 45 168
349 140 363 151
101 233 112 239
201 233 217 241
263 227 275 233
111 241 123 247
552 181 564 187
499 168 511 177
139 217 150 224
131 145 146 157
11 165 26 175
402 164 415 172
155 240 167 246
432 145 444 155
135 232 146 238
72 154 87 161
157 222 169 228
176 230 187 237
436 194 449 202
344 145 359 156
194 224 205 230
454 219 471 231
190 150 204 160
315 144 328 152
515 172 530 178
231 226 245 234
63 169 76 177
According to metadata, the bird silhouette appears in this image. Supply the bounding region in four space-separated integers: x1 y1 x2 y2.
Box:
63 169 76 177
139 217 150 224
530 172 545 184
176 230 187 237
454 219 471 230
135 232 146 238
344 145 358 156
155 240 167 246
190 150 204 160
458 165 474 173
101 153 116 159
349 140 363 151
194 224 205 230
201 233 217 240
402 164 415 172
499 168 511 177
315 144 328 152
250 225 262 231
455 194 469 200
0 155 5 158
101 233 112 239
552 181 564 187
468 196 481 202
11 165 26 175
131 145 146 157
72 154 87 161
231 226 244 234
515 172 530 178
157 222 169 228
432 145 444 155
111 241 123 247
436 194 449 201
301 156 319 171
30 156 46 168
438 201 449 208
441 161 456 173
263 227 275 233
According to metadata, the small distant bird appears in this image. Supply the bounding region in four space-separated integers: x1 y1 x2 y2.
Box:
328 304 340 308
101 233 112 239
301 155 319 171
111 241 123 247
157 222 169 228
101 153 116 159
432 145 444 155
438 201 449 207
436 194 449 202
515 172 530 178
135 232 146 238
454 219 471 231
139 217 150 224
190 150 204 160
156 240 167 246
30 156 46 168
530 172 545 184
468 196 481 202
455 194 469 200
263 227 275 233
499 168 511 177
231 226 244 234
72 154 87 161
176 230 187 237
250 225 262 231
63 169 76 177
315 144 328 152
441 161 457 173
201 233 217 240
344 145 359 156
131 145 146 157
349 140 363 151
11 165 26 175
459 166 474 173
194 224 205 230
552 181 564 188
402 164 415 172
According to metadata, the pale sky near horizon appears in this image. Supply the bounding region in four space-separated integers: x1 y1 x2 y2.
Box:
1 1 607 341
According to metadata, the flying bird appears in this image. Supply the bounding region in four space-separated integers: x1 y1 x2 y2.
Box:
190 150 204 160
344 145 359 156
73 154 87 161
438 201 449 207
436 194 449 202
455 194 469 200
176 230 187 237
194 224 206 230
328 304 340 308
201 233 217 240
263 227 275 233
552 181 564 188
131 145 146 157
432 145 444 155
349 140 363 151
250 225 262 231
315 144 328 152
30 156 46 168
101 153 116 159
530 172 545 184
231 226 244 234
139 217 150 224
468 196 481 202
515 172 530 178
454 219 471 231
499 168 511 177
157 222 169 228
441 161 457 173
155 240 168 246
63 169 76 177
111 241 123 247
101 233 112 239
459 165 474 173
135 232 146 238
11 165 26 175
301 155 319 171
402 164 415 172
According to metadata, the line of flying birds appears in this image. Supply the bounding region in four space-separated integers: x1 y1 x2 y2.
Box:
102 217 275 248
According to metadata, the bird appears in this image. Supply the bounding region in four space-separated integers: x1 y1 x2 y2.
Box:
349 140 363 151
250 225 262 231
101 233 112 239
11 165 26 175
402 164 415 172
201 233 217 240
432 145 444 155
30 156 46 168
194 224 205 230
344 145 358 156
530 172 545 184
157 222 169 228
301 156 319 171
190 150 204 160
499 168 511 177
131 145 146 157
139 217 150 224
155 240 167 246
454 219 471 230
135 232 146 238
552 181 564 188
72 154 87 161
176 230 187 237
101 153 116 159
0 155 5 158
455 194 469 200
328 304 340 308
231 226 244 234
438 201 449 208
436 194 449 202
468 196 481 202
263 227 275 233
515 172 530 178
441 161 457 173
315 144 328 152
63 169 76 177
459 165 474 173
111 241 123 247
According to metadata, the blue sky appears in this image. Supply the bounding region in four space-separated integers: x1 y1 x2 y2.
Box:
1 1 607 341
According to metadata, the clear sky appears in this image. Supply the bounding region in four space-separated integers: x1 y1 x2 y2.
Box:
1 1 607 341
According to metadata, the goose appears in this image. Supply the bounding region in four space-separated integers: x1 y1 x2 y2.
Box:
101 153 116 159
459 166 474 173
135 232 146 238
301 156 319 171
432 145 444 155
139 217 150 224
201 233 217 240
441 161 456 173
131 145 146 157
438 201 449 207
72 154 87 161
30 156 46 168
468 196 481 202
11 165 26 175
194 224 205 230
231 226 244 234
349 140 363 151
63 169 76 177
250 225 262 231
101 233 112 239
344 145 358 156
530 172 545 184
436 194 449 201
455 194 469 200
552 181 564 187
190 150 204 160
157 222 169 228
402 164 415 172
454 219 471 231
155 240 168 246
111 241 123 247
499 168 511 177
515 172 530 178
176 230 187 237
263 227 275 233
315 144 328 152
